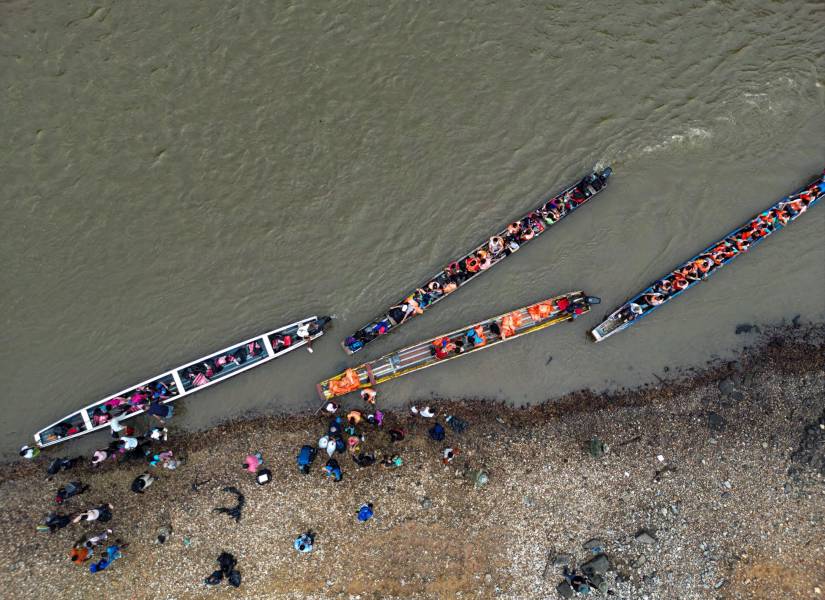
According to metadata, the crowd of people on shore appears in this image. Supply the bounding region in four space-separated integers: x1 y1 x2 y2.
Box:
288 390 468 553
23 378 470 585
343 173 608 353
27 405 180 573
616 174 825 326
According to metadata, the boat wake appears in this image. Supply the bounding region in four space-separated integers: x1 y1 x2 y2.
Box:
640 127 714 156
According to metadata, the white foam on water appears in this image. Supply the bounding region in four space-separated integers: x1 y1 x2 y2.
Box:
640 127 714 156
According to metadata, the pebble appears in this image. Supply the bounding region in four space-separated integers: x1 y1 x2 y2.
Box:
583 538 606 550
553 553 573 567
581 553 610 576
707 412 726 431
635 529 657 545
420 497 432 509
718 378 735 395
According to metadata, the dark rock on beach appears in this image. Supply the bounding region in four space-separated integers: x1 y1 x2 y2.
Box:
581 553 610 576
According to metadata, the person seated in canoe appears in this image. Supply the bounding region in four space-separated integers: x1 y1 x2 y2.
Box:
541 201 562 224
643 292 665 307
388 297 423 325
564 296 591 317
91 406 111 426
476 249 492 270
271 333 293 352
104 396 127 412
426 280 445 299
465 325 486 348
499 312 522 338
214 353 240 372
488 236 505 256
371 319 391 337
569 182 587 203
693 256 714 277
184 365 211 387
527 301 555 322
430 337 455 360
770 207 790 227
620 302 645 324
529 212 546 234
153 380 172 400
679 263 700 283
127 389 150 411
519 223 535 242
452 338 466 355
463 255 481 274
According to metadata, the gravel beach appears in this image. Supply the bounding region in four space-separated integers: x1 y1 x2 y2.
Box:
0 325 823 599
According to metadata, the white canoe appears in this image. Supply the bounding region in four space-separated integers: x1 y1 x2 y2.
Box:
34 316 331 448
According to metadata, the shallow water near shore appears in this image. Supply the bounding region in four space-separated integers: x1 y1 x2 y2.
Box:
1 1 824 458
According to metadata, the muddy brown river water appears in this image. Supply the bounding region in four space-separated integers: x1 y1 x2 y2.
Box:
1 1 823 458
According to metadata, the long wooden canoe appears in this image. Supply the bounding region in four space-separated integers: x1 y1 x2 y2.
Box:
341 168 612 355
591 170 825 342
320 292 598 400
34 316 331 448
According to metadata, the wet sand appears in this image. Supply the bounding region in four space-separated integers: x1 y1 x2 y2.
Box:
0 325 822 599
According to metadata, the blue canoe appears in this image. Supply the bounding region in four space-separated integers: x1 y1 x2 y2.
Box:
591 170 825 342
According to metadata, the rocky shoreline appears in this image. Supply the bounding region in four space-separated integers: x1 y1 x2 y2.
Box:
0 325 823 599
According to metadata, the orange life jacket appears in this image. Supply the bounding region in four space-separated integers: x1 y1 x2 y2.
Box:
465 257 480 273
328 368 362 397
499 311 522 338
695 257 712 273
527 301 555 322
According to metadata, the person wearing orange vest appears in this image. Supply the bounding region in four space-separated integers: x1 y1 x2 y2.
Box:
466 325 486 348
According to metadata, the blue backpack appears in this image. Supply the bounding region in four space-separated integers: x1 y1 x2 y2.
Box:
297 445 316 469
429 423 446 441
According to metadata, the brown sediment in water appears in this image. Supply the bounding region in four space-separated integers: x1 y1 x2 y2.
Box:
0 326 823 599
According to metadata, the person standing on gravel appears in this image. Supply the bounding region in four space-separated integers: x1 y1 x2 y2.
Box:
323 458 342 481
411 405 435 418
72 503 113 524
131 472 155 493
294 532 314 553
297 445 316 474
55 481 89 504
89 541 127 573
